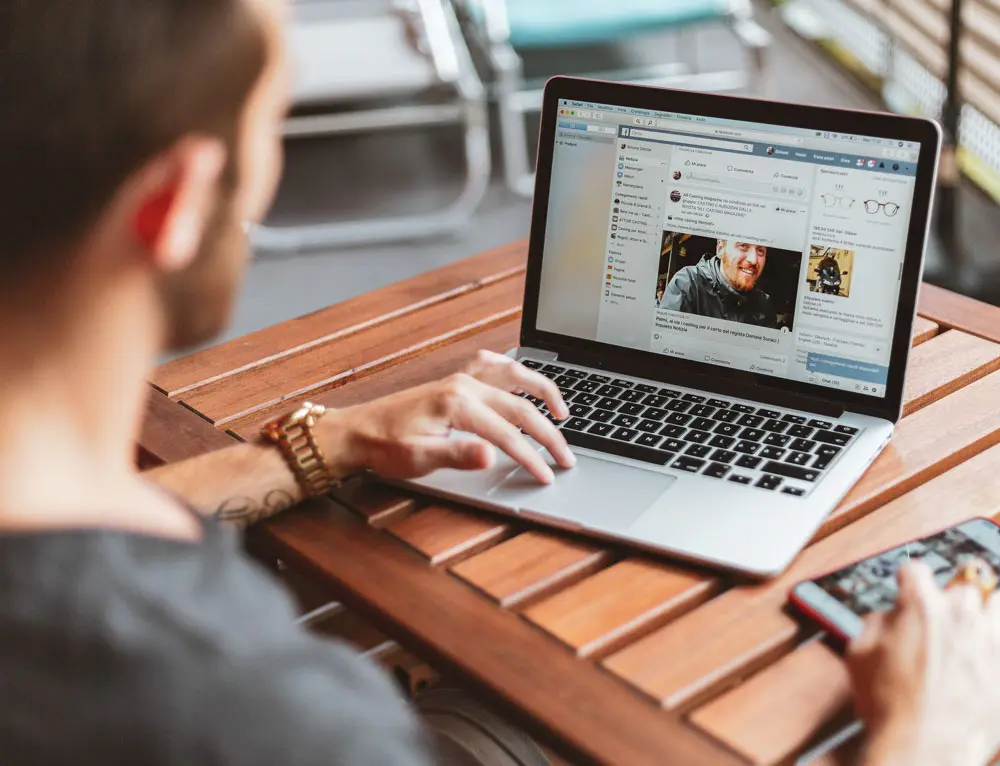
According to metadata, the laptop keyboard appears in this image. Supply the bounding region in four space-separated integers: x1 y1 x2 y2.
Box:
519 360 862 498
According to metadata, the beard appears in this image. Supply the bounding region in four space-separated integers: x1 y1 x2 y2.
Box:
722 254 762 293
158 185 248 352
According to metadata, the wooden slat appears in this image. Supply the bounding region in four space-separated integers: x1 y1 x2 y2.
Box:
901 329 1000 416
179 275 525 427
152 241 528 397
307 605 390 652
137 389 235 468
228 320 521 441
260 499 743 766
602 370 1000 710
689 641 852 765
450 532 610 608
522 559 718 658
911 315 939 345
330 480 419 528
386 504 511 565
920 283 1000 344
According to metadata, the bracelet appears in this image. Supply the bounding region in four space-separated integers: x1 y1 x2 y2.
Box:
259 402 343 498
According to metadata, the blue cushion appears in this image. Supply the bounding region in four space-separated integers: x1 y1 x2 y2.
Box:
473 0 732 49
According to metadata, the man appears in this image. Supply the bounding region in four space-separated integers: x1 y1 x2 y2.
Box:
660 239 777 328
1 2 999 765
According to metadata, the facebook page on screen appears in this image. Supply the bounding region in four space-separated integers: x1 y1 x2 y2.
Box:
535 99 922 398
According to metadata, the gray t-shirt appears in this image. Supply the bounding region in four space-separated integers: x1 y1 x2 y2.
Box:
0 514 434 765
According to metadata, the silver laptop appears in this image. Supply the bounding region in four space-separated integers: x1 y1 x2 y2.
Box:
405 77 941 577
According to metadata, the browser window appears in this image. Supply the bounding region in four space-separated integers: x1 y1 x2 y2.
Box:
536 99 921 398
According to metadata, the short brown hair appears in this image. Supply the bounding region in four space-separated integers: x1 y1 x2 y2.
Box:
0 0 267 278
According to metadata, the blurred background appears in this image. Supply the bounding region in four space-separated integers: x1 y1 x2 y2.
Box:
167 0 1000 359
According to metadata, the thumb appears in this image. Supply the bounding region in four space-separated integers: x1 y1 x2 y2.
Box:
416 437 496 474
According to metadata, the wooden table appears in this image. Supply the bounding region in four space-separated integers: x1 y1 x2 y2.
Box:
141 240 1000 766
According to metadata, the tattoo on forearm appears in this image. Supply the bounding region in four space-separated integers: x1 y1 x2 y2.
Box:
215 489 296 527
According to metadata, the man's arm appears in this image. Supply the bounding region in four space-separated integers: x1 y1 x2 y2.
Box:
660 270 695 313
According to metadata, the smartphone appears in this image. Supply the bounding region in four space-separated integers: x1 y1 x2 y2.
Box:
790 518 1000 640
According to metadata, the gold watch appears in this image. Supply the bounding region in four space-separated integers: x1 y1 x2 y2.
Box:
260 402 342 498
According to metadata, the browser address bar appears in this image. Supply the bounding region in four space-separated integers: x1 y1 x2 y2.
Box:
625 128 754 153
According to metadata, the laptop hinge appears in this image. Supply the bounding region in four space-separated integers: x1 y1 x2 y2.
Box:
511 346 559 362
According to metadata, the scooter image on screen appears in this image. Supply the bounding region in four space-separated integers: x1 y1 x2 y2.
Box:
816 259 847 296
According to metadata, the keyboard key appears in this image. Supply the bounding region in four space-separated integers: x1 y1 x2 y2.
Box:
637 419 662 433
814 430 851 447
642 407 669 421
762 419 788 433
574 379 599 393
757 409 780 419
764 461 820 482
736 455 762 469
554 375 577 388
546 413 564 424
673 456 706 473
563 429 671 466
660 425 686 439
611 379 633 388
782 414 806 424
612 415 637 428
564 369 588 379
596 385 623 398
756 474 783 491
812 455 834 471
787 425 814 438
713 409 740 423
665 413 692 426
730 403 755 413
759 446 786 460
683 393 706 402
709 435 735 449
521 360 543 369
588 422 613 437
620 389 645 403
562 417 590 431
524 394 543 406
658 388 682 398
619 403 645 416
786 451 812 466
789 438 817 453
690 404 715 418
763 433 791 447
575 393 599 407
588 409 615 423
569 404 592 418
666 399 692 412
738 414 764 428
707 398 732 408
714 422 741 437
636 433 663 448
809 419 834 430
703 462 731 479
558 388 575 401
728 474 752 485
542 364 565 374
596 397 620 411
661 438 686 452
684 430 712 444
642 395 669 409
782 487 806 496
816 444 842 458
834 425 859 435
635 384 658 394
685 444 712 458
588 374 610 384
711 449 737 464
734 440 760 455
612 427 639 442
690 417 716 431
740 428 765 442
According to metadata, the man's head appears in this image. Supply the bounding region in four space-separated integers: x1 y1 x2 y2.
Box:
0 0 288 350
718 240 767 293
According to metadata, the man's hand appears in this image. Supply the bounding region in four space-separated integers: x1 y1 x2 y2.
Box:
324 351 574 485
847 561 1000 766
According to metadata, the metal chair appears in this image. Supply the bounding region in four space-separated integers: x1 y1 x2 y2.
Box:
253 0 491 252
459 0 772 197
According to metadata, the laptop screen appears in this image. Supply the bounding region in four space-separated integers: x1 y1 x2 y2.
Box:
535 98 923 399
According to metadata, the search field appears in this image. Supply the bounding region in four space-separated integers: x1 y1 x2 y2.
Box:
651 119 805 146
625 128 753 153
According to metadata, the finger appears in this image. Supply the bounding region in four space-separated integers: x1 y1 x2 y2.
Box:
945 582 984 616
455 400 556 484
410 435 496 474
478 357 570 420
896 560 939 611
483 387 576 469
847 611 887 659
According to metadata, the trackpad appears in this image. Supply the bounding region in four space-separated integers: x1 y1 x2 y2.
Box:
487 455 675 534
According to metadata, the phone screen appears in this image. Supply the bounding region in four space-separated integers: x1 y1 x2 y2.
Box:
794 519 1000 638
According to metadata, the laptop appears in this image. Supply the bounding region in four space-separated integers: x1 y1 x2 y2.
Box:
405 77 941 577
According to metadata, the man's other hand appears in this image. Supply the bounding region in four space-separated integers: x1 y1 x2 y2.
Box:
846 561 1000 766
327 351 574 485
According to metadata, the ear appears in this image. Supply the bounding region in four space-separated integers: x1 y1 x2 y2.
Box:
132 136 227 272
716 239 726 254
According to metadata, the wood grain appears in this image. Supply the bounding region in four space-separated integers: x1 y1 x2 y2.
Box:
260 499 743 766
450 531 610 608
137 389 235 469
919 282 1000 344
901 330 1000 416
228 320 520 441
330 480 419 528
603 434 1000 710
911 315 939 345
152 240 528 397
689 640 853 765
523 559 719 658
386 504 512 565
180 274 525 427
